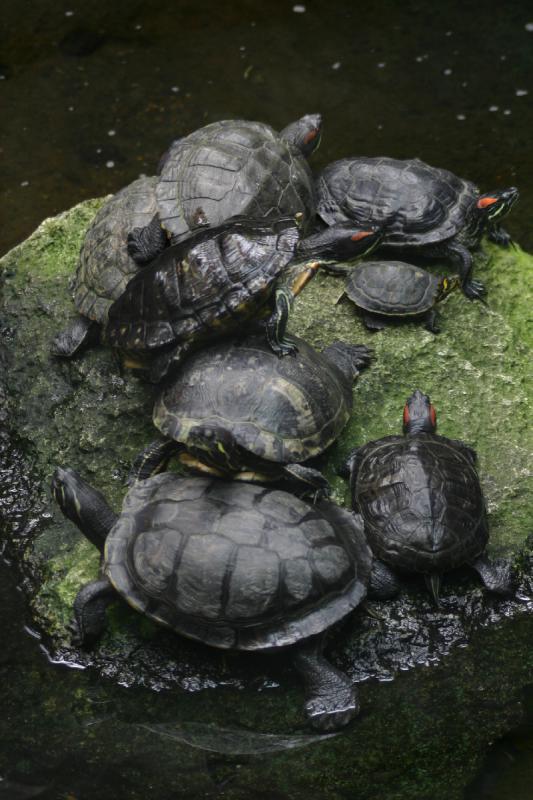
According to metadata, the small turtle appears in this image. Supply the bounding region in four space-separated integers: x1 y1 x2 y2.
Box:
52 467 374 731
52 177 159 357
105 217 382 382
316 156 519 300
127 115 322 264
340 390 516 604
342 261 459 333
132 333 373 496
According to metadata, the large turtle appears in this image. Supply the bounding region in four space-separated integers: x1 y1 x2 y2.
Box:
52 468 375 731
127 115 322 264
105 217 382 382
316 156 519 300
132 333 373 495
342 261 459 332
52 176 159 357
340 390 516 604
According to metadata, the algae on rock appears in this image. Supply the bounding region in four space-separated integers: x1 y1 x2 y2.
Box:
0 198 532 689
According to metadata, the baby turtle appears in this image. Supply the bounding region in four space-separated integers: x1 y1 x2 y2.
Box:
316 156 519 300
52 468 373 731
128 114 323 263
52 176 158 357
342 261 459 332
341 390 516 604
105 217 381 382
132 333 373 496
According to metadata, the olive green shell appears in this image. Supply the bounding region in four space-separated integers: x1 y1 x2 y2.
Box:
345 261 442 317
153 334 353 464
73 177 158 323
104 474 372 650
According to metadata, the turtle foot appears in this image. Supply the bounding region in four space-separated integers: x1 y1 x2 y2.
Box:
305 685 358 732
270 338 299 358
463 279 487 301
472 555 518 596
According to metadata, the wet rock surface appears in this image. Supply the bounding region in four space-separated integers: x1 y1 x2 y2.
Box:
0 198 532 698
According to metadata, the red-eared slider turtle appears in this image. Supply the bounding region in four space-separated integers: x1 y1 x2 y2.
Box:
132 333 373 496
316 156 519 300
127 115 323 263
343 261 459 333
51 468 374 731
105 217 382 382
52 176 159 357
340 390 516 604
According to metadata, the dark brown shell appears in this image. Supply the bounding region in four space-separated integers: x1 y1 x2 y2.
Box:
105 475 372 651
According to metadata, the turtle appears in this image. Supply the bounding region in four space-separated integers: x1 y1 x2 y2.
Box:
340 389 516 604
316 156 519 300
51 467 375 731
342 261 460 333
52 176 159 357
131 332 373 496
127 114 323 264
104 216 382 382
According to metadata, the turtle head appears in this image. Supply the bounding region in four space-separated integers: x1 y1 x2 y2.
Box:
297 224 384 264
402 390 437 435
476 187 519 222
51 467 116 552
279 113 322 157
436 274 460 301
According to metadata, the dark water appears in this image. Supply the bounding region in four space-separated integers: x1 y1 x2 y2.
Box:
1 1 533 798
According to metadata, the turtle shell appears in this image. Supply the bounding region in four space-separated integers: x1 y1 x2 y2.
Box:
104 474 372 650
105 221 300 353
353 433 488 574
153 333 354 464
344 261 441 317
316 157 477 248
156 120 316 242
73 177 158 323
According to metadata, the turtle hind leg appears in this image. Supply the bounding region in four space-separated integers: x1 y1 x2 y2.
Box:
127 214 168 264
471 554 517 596
51 316 99 357
281 463 330 500
72 578 116 647
362 312 388 331
368 560 402 600
128 439 183 484
292 636 357 731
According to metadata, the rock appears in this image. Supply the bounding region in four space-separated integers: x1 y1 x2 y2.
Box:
0 199 532 691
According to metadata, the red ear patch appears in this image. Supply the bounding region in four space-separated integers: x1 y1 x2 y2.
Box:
429 404 437 426
303 129 318 145
351 231 373 241
477 196 498 209
403 405 410 426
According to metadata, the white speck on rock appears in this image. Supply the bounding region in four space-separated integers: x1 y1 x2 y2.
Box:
489 105 499 112
525 22 533 31
515 88 528 96
106 161 115 168
456 114 466 121
293 4 306 12
107 129 116 136
331 61 341 70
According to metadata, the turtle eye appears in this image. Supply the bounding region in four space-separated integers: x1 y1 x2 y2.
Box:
403 405 410 426
429 404 437 427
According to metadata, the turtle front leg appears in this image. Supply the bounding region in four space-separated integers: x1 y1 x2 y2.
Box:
470 553 517 596
51 316 100 358
487 224 513 248
72 578 117 647
292 636 358 731
127 214 168 264
446 241 486 301
129 439 183 483
424 308 440 334
265 285 298 357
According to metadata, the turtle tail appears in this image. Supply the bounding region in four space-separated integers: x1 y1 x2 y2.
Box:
424 573 442 607
51 467 118 553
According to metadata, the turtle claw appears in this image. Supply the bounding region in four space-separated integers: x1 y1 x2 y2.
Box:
463 279 487 301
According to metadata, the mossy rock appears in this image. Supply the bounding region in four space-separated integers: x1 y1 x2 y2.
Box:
0 199 532 691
